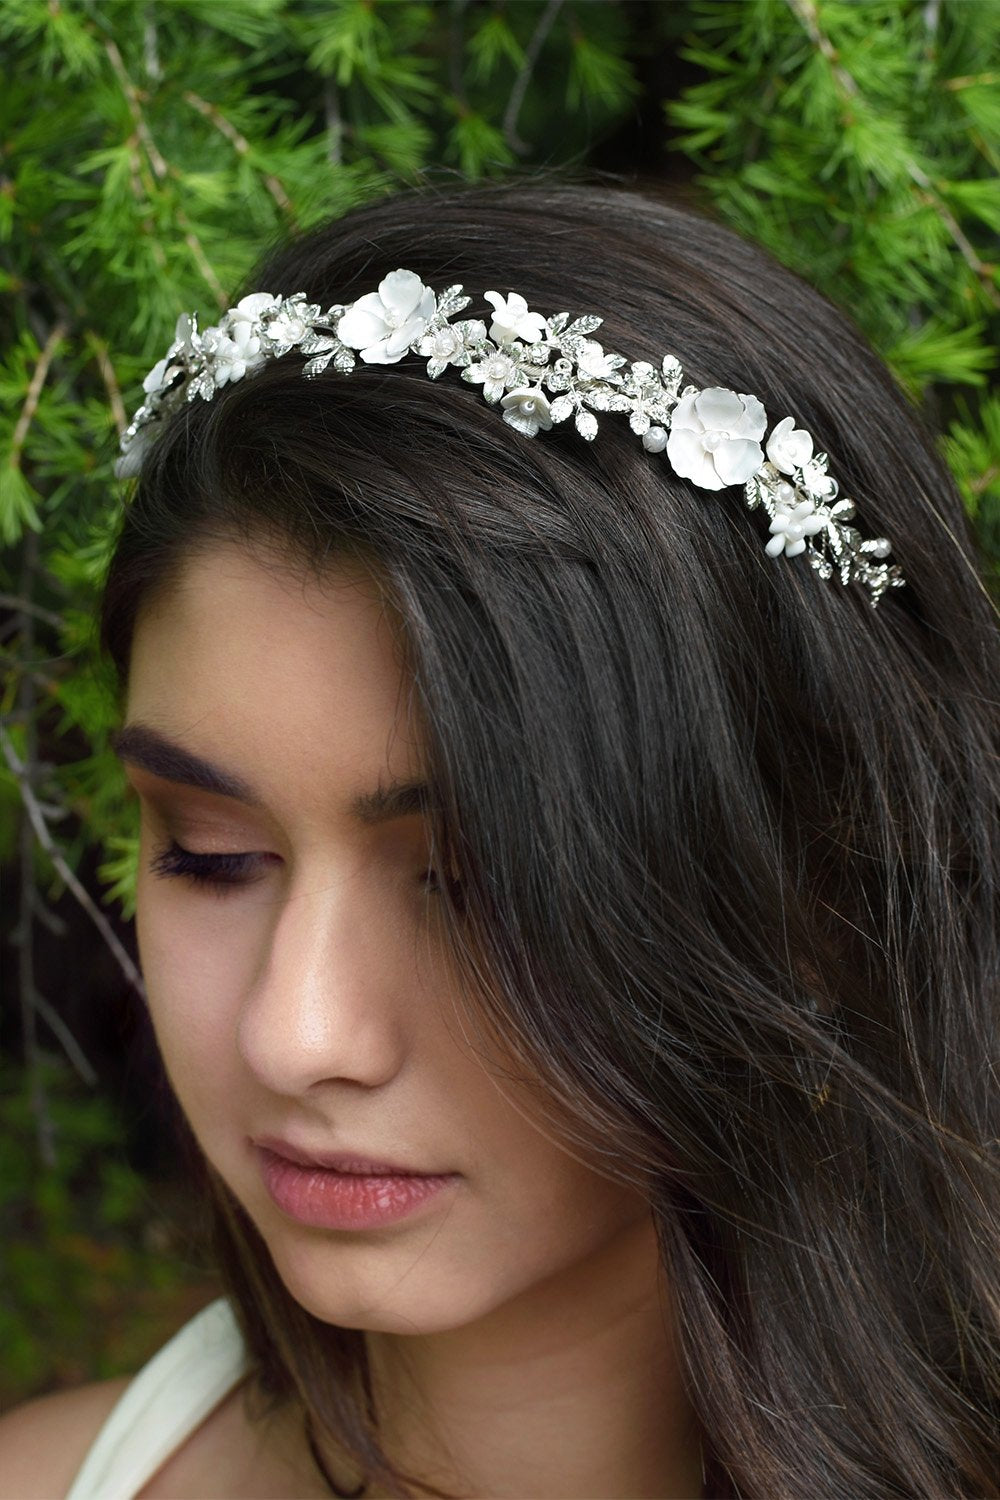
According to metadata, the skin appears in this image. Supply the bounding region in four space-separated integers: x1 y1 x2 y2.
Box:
119 538 705 1499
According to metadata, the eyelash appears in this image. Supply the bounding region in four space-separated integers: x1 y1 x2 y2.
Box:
148 839 459 900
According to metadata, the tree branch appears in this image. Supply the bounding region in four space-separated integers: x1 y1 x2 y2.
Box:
0 593 65 630
10 531 58 1166
11 323 68 468
324 78 344 167
1 727 146 1001
503 0 564 156
84 331 127 436
183 91 295 219
786 0 1000 310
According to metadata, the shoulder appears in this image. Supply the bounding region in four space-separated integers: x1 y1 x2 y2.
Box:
0 1374 133 1500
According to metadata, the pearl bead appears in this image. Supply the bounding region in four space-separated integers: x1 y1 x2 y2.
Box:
642 426 667 453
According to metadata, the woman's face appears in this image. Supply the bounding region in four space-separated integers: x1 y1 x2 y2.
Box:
121 540 654 1336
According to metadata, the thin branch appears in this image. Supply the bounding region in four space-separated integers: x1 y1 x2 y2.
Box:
183 91 295 218
106 39 224 303
503 0 564 156
84 331 127 436
30 889 69 936
178 219 227 306
34 990 99 1087
11 531 58 1166
105 37 168 179
143 4 161 83
1 727 146 1001
905 159 1000 309
0 593 65 630
10 323 68 468
785 0 1000 311
121 137 169 274
449 0 470 108
944 71 1000 91
324 78 344 167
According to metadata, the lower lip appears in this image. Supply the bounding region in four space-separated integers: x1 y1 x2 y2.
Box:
257 1148 458 1230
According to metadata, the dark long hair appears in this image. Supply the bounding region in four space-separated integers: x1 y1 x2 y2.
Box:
98 174 1000 1498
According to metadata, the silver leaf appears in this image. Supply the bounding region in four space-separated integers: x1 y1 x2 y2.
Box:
564 314 603 338
303 352 336 379
437 285 469 316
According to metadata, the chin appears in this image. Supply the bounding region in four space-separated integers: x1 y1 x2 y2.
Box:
261 1230 531 1336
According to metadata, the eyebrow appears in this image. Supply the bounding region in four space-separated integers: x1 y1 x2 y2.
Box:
109 723 439 825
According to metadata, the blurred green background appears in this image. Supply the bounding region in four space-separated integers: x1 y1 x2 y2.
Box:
2 0 999 1405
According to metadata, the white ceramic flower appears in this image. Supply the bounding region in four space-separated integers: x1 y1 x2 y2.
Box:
766 415 813 474
765 497 828 558
142 356 174 396
462 349 520 403
484 291 547 346
500 385 552 437
575 339 617 381
337 270 436 364
666 387 767 491
231 292 279 324
201 320 265 387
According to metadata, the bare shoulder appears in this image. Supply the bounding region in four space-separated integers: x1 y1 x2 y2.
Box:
0 1374 133 1500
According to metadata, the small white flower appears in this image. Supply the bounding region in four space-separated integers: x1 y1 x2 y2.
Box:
484 291 547 346
267 306 311 346
201 320 265 387
766 415 814 475
765 497 828 558
666 387 767 491
462 349 520 403
500 385 552 437
337 269 436 364
575 339 617 381
416 318 486 377
801 459 837 499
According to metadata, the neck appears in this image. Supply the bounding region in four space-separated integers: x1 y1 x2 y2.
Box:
327 1213 704 1499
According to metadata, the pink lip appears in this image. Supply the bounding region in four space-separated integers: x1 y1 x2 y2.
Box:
254 1145 458 1230
252 1134 436 1176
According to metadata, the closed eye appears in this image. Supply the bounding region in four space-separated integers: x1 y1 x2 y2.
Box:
148 839 269 894
147 839 461 901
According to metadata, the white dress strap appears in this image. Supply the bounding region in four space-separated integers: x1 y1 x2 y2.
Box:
64 1296 251 1500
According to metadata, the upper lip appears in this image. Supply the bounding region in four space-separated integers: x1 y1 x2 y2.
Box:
252 1135 443 1177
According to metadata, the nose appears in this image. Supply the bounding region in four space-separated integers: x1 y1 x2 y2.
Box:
236 863 408 1096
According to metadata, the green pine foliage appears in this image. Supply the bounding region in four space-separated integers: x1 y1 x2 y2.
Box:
666 0 1000 566
1 0 998 1393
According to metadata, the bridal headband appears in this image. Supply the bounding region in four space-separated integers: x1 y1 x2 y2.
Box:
116 269 906 606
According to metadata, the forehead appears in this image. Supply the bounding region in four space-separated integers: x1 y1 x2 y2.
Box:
125 540 426 793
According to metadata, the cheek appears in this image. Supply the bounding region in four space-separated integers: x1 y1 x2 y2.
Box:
134 858 261 1095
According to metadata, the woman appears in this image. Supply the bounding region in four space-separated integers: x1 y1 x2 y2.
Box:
3 175 998 1498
